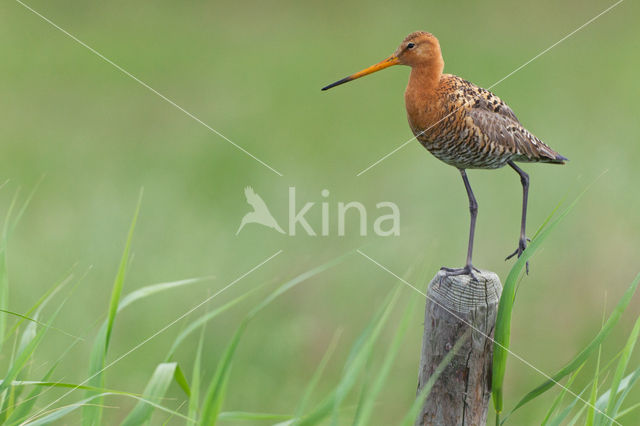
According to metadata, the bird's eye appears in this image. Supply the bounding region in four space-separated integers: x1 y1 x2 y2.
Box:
407 42 415 49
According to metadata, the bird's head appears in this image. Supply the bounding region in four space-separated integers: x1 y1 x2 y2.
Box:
321 31 442 91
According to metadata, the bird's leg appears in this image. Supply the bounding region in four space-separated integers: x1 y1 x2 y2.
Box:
441 169 480 279
505 161 530 273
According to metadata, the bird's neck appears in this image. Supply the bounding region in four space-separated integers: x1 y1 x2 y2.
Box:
406 59 444 103
404 58 444 130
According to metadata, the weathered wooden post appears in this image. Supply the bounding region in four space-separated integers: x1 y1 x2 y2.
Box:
416 270 502 426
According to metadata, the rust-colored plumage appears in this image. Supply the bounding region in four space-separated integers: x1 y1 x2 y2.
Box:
323 31 567 276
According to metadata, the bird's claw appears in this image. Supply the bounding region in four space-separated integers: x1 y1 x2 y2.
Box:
440 265 481 281
505 237 530 274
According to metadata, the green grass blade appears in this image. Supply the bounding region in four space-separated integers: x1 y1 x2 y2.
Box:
0 309 78 341
541 363 585 426
15 280 66 360
105 189 143 348
83 323 109 425
545 359 634 426
295 288 401 426
247 254 349 320
0 249 9 355
15 317 38 368
162 401 187 426
601 366 640 417
401 330 469 426
0 300 65 423
174 364 191 396
0 182 42 354
330 288 401 426
0 380 141 394
589 304 609 426
120 362 179 426
565 405 588 426
0 301 65 396
27 392 191 426
0 188 18 251
554 374 611 426
83 190 143 426
511 272 640 413
586 345 602 426
4 363 57 425
510 350 620 426
82 276 201 423
614 402 640 421
492 175 610 415
217 411 292 421
351 353 374 426
199 321 247 426
199 256 347 426
547 387 589 426
165 286 258 362
492 192 587 415
6 283 65 414
86 275 208 387
119 276 213 312
551 365 617 426
604 313 640 421
353 299 415 426
188 327 205 426
2 268 75 346
548 405 577 426
0 191 16 355
530 195 565 241
293 329 342 421
1 387 16 424
3 335 82 425
5 180 42 245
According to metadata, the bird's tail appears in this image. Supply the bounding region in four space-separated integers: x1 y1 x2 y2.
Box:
549 153 569 165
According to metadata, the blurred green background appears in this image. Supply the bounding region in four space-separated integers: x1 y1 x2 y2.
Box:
1 0 639 423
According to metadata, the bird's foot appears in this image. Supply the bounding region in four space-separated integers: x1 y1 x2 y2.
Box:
440 264 481 281
505 237 530 274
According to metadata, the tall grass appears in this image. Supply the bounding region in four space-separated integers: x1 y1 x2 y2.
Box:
492 187 640 425
0 194 465 425
1 190 639 425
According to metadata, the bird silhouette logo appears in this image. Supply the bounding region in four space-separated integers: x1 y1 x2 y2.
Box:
236 186 285 235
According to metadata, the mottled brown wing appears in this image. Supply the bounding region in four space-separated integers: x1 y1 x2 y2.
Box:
465 96 562 163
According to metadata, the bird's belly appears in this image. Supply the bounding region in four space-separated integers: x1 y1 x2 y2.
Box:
416 132 510 170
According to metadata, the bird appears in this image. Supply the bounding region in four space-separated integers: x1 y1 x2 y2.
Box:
322 31 566 277
236 186 285 235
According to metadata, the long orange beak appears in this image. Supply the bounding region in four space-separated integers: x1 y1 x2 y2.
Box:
321 55 400 91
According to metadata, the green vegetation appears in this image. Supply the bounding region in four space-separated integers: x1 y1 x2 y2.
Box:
1 0 639 424
0 200 461 424
1 189 639 424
